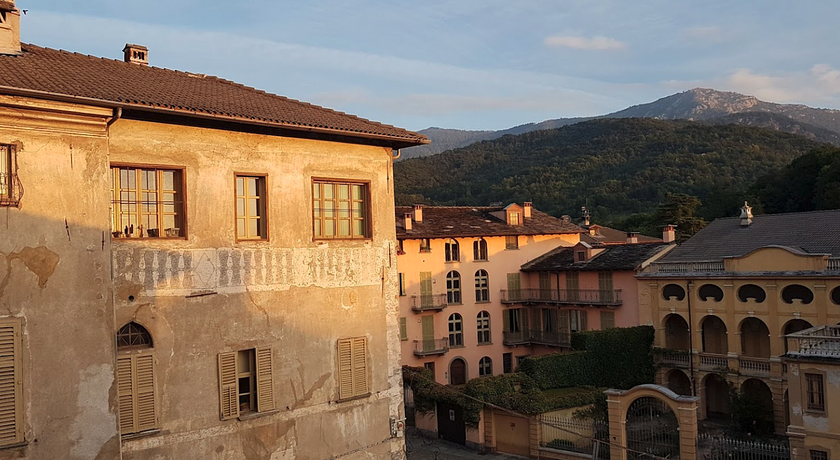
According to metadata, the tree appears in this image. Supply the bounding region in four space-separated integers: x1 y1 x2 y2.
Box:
656 193 707 243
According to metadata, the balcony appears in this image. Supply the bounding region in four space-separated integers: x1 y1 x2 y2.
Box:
499 288 622 307
699 353 729 371
410 294 448 312
786 325 840 359
738 357 771 376
503 328 571 347
658 350 691 368
413 338 449 356
647 261 725 274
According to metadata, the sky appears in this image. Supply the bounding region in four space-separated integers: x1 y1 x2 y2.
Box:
17 1 840 131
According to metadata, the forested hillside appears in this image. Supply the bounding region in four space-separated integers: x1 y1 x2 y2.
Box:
394 118 825 222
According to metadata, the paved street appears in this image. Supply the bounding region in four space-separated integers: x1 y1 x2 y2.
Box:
404 429 524 460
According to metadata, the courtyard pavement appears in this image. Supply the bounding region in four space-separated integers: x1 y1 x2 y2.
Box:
403 429 525 460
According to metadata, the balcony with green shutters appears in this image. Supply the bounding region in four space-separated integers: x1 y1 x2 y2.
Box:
499 288 622 307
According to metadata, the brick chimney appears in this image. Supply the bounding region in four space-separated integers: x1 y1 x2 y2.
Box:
626 232 639 244
662 225 676 244
404 213 412 231
523 202 532 219
123 44 149 66
740 201 753 227
413 204 423 223
0 1 21 56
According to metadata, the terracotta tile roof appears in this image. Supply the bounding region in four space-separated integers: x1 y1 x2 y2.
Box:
660 209 840 262
581 224 662 245
0 44 428 146
395 205 584 239
522 243 673 272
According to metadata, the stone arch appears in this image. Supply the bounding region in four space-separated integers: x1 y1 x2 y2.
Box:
666 369 692 396
701 315 727 354
663 314 690 350
739 317 770 358
703 373 730 419
449 357 467 385
117 321 153 349
782 319 813 352
738 378 775 435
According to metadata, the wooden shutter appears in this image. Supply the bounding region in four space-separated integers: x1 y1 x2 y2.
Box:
600 311 615 329
255 347 275 412
502 309 511 333
218 352 239 420
117 353 158 435
117 356 135 434
351 338 369 397
0 320 21 446
559 310 570 334
420 272 432 306
580 311 588 331
337 339 353 400
399 317 408 341
521 308 529 332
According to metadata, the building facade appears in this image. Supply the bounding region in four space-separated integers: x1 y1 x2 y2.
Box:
639 205 840 438
0 5 426 458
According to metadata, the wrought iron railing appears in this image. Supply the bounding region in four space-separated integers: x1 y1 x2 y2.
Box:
786 325 840 358
540 414 609 458
410 294 448 312
413 338 449 356
0 172 23 207
698 433 790 460
503 328 571 347
499 288 622 306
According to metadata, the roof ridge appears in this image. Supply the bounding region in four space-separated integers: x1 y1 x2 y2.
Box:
713 208 840 222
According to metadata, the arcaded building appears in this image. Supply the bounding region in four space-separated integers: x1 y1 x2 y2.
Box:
0 3 427 458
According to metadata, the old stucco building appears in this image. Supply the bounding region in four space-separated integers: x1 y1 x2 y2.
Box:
0 2 427 458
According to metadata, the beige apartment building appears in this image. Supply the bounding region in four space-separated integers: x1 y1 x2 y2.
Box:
639 205 840 447
0 3 426 458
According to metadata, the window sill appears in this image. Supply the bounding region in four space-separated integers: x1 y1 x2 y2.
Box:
419 250 432 254
473 259 489 263
477 342 493 346
505 247 520 250
236 238 270 244
445 260 461 264
337 393 372 404
121 429 161 441
449 344 465 349
112 237 187 241
238 409 280 421
805 409 826 416
475 300 491 304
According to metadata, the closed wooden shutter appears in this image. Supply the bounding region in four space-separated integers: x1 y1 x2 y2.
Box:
338 337 369 400
420 272 432 307
502 309 511 333
117 353 158 435
0 320 21 446
351 338 368 397
399 317 408 341
218 351 239 420
559 310 570 335
255 347 275 412
580 311 588 331
507 273 521 300
600 311 615 329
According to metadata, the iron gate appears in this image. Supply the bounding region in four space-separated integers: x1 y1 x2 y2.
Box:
626 396 681 460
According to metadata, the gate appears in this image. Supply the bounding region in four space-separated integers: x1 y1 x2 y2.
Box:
436 401 466 445
626 396 681 460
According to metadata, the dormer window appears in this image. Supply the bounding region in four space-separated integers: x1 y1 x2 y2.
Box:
576 251 586 262
509 212 520 225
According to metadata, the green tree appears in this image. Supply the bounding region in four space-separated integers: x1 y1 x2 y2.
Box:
655 193 707 242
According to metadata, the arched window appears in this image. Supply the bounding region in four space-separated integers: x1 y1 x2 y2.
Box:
448 313 463 347
117 322 153 349
662 284 686 301
475 270 490 302
831 286 840 305
738 284 766 303
479 357 493 377
781 284 814 304
477 311 491 344
445 239 460 262
446 271 462 304
473 238 488 261
450 358 467 385
698 284 724 302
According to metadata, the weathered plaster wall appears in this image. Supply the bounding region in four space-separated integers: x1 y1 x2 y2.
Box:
0 98 119 459
108 118 405 459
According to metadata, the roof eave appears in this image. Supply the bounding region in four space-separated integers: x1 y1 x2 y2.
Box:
0 85 429 148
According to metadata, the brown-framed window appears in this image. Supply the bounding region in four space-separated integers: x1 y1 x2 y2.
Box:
218 348 275 420
399 317 408 341
806 373 826 412
398 273 406 296
337 337 369 400
111 166 185 238
419 238 431 253
0 144 22 207
312 180 370 239
235 175 267 240
116 322 159 436
477 311 491 344
810 450 828 460
505 235 519 249
0 318 23 446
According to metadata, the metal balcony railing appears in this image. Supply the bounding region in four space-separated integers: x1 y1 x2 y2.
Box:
502 328 571 347
0 172 23 207
413 338 449 356
410 294 448 312
499 288 622 306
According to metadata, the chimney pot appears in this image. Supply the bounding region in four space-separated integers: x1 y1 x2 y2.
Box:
523 202 532 219
404 213 412 231
739 201 753 226
123 43 149 66
413 204 423 223
662 225 676 244
626 232 639 244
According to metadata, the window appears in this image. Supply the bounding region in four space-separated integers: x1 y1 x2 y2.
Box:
479 357 493 376
599 272 614 302
806 373 825 412
0 144 21 207
445 239 460 262
397 239 405 255
448 313 463 347
475 270 490 302
419 238 431 253
507 273 521 301
336 337 369 400
566 272 580 301
117 322 159 435
509 212 520 225
576 251 585 262
398 273 406 296
505 235 519 249
0 319 22 446
507 309 522 334
600 311 615 329
111 166 185 238
477 311 491 344
400 317 408 341
312 180 369 239
424 362 436 379
810 451 828 460
503 353 513 373
473 238 488 261
218 347 275 419
542 308 555 332
235 175 267 240
446 271 462 304
570 310 587 333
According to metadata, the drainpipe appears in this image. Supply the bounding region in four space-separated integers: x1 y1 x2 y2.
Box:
106 107 122 130
686 281 696 396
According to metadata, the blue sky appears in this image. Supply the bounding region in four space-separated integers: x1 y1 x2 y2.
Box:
18 1 840 131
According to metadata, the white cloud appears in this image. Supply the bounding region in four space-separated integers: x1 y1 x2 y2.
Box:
544 35 626 51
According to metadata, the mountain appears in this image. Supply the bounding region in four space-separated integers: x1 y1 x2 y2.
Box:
394 118 826 221
401 88 840 159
